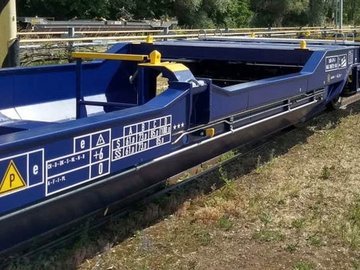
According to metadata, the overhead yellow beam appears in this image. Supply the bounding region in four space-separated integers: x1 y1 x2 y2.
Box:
0 0 18 67
71 52 148 62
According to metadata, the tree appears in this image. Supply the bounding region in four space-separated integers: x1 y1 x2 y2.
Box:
308 0 325 26
171 0 202 27
17 0 110 19
250 0 309 26
344 0 360 25
18 0 355 28
172 0 252 28
224 0 253 27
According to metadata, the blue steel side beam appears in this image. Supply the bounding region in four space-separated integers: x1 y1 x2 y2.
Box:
78 100 137 108
130 42 313 66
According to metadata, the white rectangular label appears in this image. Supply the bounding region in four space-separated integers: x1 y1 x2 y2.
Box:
325 54 348 72
112 115 172 161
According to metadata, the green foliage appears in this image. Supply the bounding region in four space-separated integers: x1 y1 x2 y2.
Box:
250 0 309 26
344 0 360 25
17 0 110 19
172 0 253 28
225 0 253 27
17 0 253 28
16 0 360 28
308 0 325 26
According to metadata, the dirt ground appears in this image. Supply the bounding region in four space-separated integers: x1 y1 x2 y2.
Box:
9 103 360 270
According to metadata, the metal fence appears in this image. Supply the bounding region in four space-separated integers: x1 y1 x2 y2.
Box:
19 26 359 65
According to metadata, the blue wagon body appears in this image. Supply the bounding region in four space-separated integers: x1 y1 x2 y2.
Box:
0 38 359 252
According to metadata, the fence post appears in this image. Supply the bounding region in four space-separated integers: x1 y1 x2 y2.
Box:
163 26 169 41
198 29 207 39
67 27 75 62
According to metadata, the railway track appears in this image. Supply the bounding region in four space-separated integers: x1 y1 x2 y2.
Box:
0 124 300 269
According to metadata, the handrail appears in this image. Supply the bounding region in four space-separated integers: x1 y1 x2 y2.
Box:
17 29 162 36
71 52 148 62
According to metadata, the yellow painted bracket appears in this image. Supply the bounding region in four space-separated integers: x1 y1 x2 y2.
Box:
139 50 189 72
205 128 215 138
146 35 154 44
72 52 148 62
299 40 307 50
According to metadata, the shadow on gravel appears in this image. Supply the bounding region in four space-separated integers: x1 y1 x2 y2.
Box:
7 103 360 270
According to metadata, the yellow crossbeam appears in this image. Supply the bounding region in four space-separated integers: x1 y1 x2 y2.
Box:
71 52 148 62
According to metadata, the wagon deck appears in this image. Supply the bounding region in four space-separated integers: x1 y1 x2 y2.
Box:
0 38 359 253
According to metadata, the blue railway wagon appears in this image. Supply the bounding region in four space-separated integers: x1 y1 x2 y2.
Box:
0 38 359 253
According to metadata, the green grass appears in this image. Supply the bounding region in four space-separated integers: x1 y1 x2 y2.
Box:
285 242 299 253
291 218 306 230
219 150 236 162
343 198 360 249
307 233 323 247
319 165 336 180
259 212 273 225
193 230 213 246
217 216 234 231
252 229 285 242
293 260 315 270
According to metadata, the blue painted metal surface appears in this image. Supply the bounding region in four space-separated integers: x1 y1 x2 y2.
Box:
0 38 359 252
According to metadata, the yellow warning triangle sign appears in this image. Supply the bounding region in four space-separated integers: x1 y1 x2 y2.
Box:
0 160 26 194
